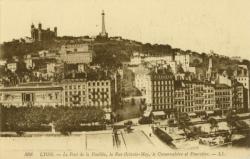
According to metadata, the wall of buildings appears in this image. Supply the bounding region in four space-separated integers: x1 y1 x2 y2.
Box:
62 79 87 107
60 44 93 64
151 70 174 117
234 65 250 110
174 81 185 112
215 84 232 113
0 79 112 112
0 84 63 107
87 80 112 112
203 83 215 111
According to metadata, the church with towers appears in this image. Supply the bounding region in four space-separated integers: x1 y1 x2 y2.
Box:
31 23 57 41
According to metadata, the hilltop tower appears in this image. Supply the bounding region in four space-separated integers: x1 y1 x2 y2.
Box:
99 10 108 37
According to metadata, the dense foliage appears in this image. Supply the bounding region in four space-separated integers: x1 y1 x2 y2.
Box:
0 106 106 133
0 40 59 59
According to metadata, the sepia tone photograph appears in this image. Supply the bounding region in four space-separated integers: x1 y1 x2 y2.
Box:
0 0 250 158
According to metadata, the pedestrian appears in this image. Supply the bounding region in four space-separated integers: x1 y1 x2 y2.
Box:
149 133 151 137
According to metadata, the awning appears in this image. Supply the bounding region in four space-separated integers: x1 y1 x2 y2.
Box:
237 113 250 118
152 111 165 116
206 111 214 115
188 112 197 117
213 116 223 120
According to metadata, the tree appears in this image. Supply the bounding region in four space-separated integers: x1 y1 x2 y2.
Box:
177 113 190 138
208 118 219 134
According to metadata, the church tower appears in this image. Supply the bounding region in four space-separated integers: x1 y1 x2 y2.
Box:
38 23 42 41
31 23 35 40
206 57 213 80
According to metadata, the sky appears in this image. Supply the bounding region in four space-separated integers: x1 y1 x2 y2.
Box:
1 0 250 59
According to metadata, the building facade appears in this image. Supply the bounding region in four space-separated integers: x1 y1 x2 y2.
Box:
215 84 232 113
60 44 93 64
203 83 215 111
193 81 205 112
87 80 112 112
151 69 174 117
232 81 248 112
0 82 63 107
174 81 185 113
234 65 250 110
0 79 112 113
62 79 87 107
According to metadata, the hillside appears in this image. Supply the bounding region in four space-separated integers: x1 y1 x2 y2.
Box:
1 37 250 73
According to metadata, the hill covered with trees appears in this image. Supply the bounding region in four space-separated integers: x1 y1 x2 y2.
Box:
1 36 250 73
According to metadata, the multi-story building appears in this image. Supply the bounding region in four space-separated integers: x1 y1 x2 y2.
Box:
143 55 174 64
0 79 112 113
62 79 87 107
87 80 112 112
60 44 93 64
183 81 195 113
203 83 215 111
24 55 35 69
193 81 205 112
175 52 190 71
215 84 232 113
0 82 63 107
216 74 232 86
151 69 174 117
234 65 249 110
133 66 152 104
174 81 216 114
174 81 185 113
232 81 248 112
